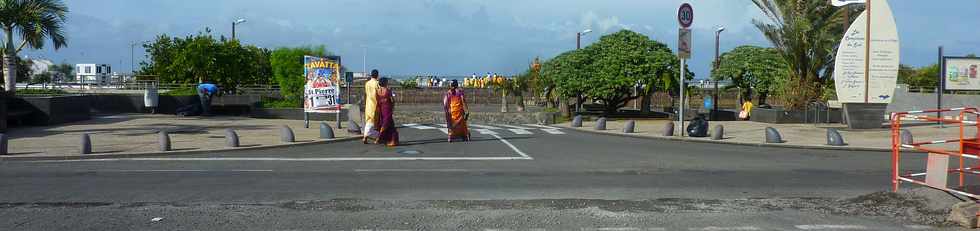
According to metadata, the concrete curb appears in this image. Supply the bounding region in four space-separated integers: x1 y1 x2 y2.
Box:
0 136 361 161
559 125 917 153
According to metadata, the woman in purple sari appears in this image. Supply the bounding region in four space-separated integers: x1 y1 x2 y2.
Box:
375 78 399 147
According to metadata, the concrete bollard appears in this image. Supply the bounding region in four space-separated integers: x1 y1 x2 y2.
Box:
571 115 583 127
623 120 635 133
80 133 92 154
711 125 724 140
0 133 7 155
280 125 295 143
663 121 675 136
347 120 361 134
320 122 335 139
158 130 171 152
900 129 914 145
225 128 239 148
595 117 607 130
765 127 784 143
826 128 846 146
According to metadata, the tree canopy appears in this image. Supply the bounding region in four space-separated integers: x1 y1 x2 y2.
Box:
270 46 329 101
541 30 690 114
139 30 272 93
711 45 788 104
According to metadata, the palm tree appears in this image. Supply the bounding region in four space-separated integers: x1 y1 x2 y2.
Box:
751 0 846 110
1 0 69 95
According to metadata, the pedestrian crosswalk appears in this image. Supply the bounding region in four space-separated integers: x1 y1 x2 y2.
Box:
401 123 565 135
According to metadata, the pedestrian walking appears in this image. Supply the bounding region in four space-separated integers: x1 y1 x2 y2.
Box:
197 81 219 116
375 78 399 147
444 80 470 142
363 69 381 144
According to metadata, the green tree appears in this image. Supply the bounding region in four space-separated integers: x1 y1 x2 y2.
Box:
270 46 328 102
541 49 590 113
752 0 849 109
48 62 72 82
711 45 789 105
139 31 273 93
1 0 69 95
897 63 939 90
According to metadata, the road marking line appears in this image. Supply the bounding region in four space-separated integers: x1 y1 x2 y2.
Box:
508 129 534 135
471 124 502 129
542 129 565 135
499 124 535 130
31 157 533 162
524 124 561 129
794 225 867 230
401 123 420 127
475 129 498 135
590 228 643 231
689 227 760 231
902 225 932 230
100 169 274 172
491 134 532 159
411 125 437 129
439 128 449 134
355 169 471 173
434 124 448 127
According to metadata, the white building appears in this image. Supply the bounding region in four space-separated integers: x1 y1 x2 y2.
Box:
76 64 111 85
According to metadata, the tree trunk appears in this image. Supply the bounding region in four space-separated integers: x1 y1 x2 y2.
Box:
640 91 652 113
516 94 526 112
500 89 509 113
558 96 569 117
3 53 15 95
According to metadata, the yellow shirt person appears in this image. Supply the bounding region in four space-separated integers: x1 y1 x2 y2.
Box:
363 71 381 139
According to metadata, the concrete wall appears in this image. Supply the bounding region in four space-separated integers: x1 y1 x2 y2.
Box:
887 85 980 116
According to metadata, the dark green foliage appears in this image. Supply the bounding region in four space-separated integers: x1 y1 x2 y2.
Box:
270 46 328 101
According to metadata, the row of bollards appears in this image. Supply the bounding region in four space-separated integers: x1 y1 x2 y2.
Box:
71 123 339 155
581 116 727 140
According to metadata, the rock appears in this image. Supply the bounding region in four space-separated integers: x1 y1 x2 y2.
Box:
765 127 784 143
948 201 980 228
571 115 583 127
320 122 335 139
663 121 674 136
280 125 295 143
826 128 846 146
901 129 914 145
623 120 635 133
595 117 607 130
711 125 724 140
908 187 963 212
225 129 239 147
158 131 171 152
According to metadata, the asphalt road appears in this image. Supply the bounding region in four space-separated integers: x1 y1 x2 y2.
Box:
0 123 964 230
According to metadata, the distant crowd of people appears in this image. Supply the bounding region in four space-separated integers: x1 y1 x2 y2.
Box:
463 73 506 89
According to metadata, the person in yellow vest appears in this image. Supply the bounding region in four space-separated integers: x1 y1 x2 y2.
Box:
363 70 381 143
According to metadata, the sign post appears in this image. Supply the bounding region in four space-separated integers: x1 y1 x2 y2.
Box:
831 0 899 129
303 55 343 129
677 3 693 137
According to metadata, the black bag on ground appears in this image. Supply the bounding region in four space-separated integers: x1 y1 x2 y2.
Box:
175 103 201 117
687 115 710 137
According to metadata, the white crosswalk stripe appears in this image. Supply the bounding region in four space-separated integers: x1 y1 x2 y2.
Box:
474 129 498 135
402 123 564 135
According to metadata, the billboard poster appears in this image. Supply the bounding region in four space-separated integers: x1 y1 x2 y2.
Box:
944 57 980 91
303 56 341 113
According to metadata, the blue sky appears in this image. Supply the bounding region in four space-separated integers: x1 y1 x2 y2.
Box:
21 0 980 79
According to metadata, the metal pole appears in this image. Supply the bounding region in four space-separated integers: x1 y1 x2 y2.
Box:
232 22 236 41
576 32 581 50
939 46 944 128
863 0 872 103
680 59 686 137
713 31 720 119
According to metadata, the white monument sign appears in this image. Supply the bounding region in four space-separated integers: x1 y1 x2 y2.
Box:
833 0 900 103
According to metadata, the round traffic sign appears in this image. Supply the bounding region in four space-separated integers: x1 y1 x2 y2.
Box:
678 3 694 28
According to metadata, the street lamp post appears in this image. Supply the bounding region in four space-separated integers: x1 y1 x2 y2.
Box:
232 18 247 40
713 26 725 119
574 29 592 113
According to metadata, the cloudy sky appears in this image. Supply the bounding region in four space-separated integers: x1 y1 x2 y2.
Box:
21 0 980 79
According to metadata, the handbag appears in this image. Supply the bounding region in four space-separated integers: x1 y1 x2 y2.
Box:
738 110 749 119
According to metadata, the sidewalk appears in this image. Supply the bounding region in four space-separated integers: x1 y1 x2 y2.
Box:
1 114 354 159
557 119 974 151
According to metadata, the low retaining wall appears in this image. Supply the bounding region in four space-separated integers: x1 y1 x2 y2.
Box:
9 95 92 126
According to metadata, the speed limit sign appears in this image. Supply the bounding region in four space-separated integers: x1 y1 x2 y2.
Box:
678 3 694 28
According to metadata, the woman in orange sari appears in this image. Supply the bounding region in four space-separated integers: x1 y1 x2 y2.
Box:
375 78 399 147
444 80 470 142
